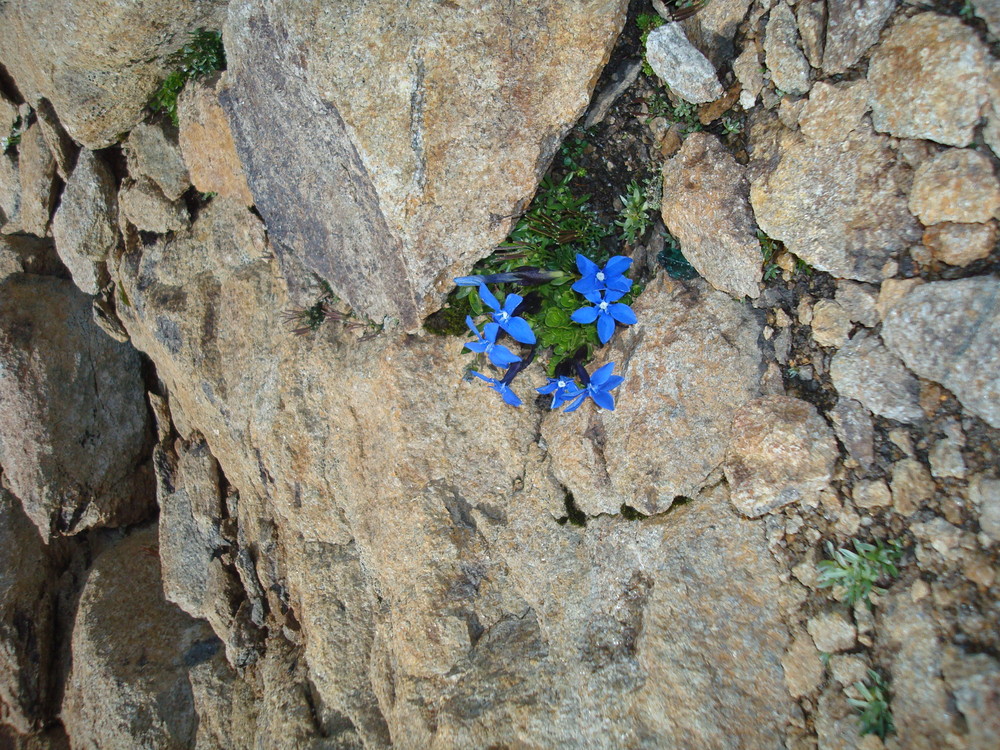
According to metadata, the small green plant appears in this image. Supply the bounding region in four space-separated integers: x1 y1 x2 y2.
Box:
282 277 382 339
758 230 783 281
817 538 904 607
960 0 975 19
849 669 895 740
2 114 24 154
636 14 666 77
722 115 742 135
558 131 590 178
615 178 657 243
150 29 225 125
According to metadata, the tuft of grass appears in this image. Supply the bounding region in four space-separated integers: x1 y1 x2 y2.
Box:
558 130 591 178
816 538 904 608
615 178 658 243
2 114 24 154
150 29 226 125
849 669 895 740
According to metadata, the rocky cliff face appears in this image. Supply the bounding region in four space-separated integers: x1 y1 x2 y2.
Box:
1 1 999 748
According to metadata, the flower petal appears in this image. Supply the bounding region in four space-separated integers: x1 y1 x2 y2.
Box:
502 316 536 344
478 283 500 312
604 255 633 277
582 289 605 304
488 345 521 368
465 315 480 337
597 313 615 344
607 275 633 293
609 303 637 325
562 392 587 412
502 292 524 316
576 254 599 276
591 389 616 411
464 341 489 353
603 375 625 390
589 362 616 386
470 370 496 385
482 322 501 343
537 380 559 395
499 385 522 407
571 306 598 324
455 276 484 287
572 277 602 295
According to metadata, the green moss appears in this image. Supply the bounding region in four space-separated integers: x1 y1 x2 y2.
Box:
556 492 587 527
150 29 226 125
620 504 648 521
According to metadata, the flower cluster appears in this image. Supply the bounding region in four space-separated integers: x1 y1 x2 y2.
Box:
458 254 636 412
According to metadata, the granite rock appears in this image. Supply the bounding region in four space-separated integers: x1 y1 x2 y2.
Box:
645 22 725 104
124 122 190 202
822 0 896 74
830 332 923 424
908 148 1000 225
922 222 997 267
764 2 811 96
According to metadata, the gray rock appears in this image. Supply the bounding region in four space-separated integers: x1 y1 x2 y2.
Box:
0 274 152 537
679 0 753 69
750 122 921 283
725 395 839 518
15 121 57 237
830 332 923 424
0 151 19 228
0 0 228 149
764 2 811 96
814 687 865 750
221 0 630 329
33 99 76 181
796 0 826 68
891 458 935 516
810 299 852 348
942 647 1000 750
881 277 1000 428
968 474 1000 541
928 420 966 479
869 13 991 147
782 630 823 698
822 0 895 74
828 397 874 470
125 122 191 202
0 234 63 282
834 280 879 328
972 0 1000 36
852 479 891 509
645 22 724 104
660 133 762 299
922 221 997 268
733 44 764 109
119 178 189 234
909 148 1000 225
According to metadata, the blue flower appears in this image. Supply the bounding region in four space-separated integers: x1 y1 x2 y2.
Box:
537 376 583 410
572 254 633 296
571 289 637 344
477 283 536 345
563 362 624 412
470 370 522 407
454 268 564 287
463 316 521 368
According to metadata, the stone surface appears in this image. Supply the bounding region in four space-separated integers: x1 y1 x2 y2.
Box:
815 687 866 750
119 178 189 234
544 276 767 516
16 121 57 237
782 630 823 698
852 479 891 509
680 0 753 69
923 221 997 267
828 397 874 470
968 474 1000 540
764 2 811 96
928 420 966 480
646 22 725 104
34 100 76 182
178 75 254 207
0 235 63 282
943 647 1000 750
61 527 232 749
222 0 629 330
891 458 935 516
908 148 1000 225
869 13 991 147
798 81 870 144
750 121 921 283
124 122 190 202
972 0 1000 36
830 332 923 424
796 1 825 68
834 281 879 328
724 395 839 518
0 274 152 537
660 133 761 299
822 0 895 74
881 277 1000 428
0 487 53 733
733 44 764 109
807 611 856 653
810 299 852 348
876 277 923 321
0 150 20 228
0 0 227 149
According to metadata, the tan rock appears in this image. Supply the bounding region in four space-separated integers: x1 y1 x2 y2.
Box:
733 44 764 109
0 234 62 282
15 121 57 237
822 0 895 74
830 332 922 424
853 479 891 509
922 221 997 267
764 2 811 96
783 630 824 698
909 148 1000 225
815 686 866 750
0 150 19 228
876 277 923 321
807 611 856 653
796 0 826 68
119 178 189 234
968 473 1000 540
124 121 190 202
835 280 879 328
891 458 935 515
811 299 852 347
830 654 868 691
942 647 1000 750
798 80 870 143
828 397 874 471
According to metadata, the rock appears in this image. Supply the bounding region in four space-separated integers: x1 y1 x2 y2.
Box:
16 121 57 237
545 277 767 516
186 656 258 750
879 596 961 748
869 13 991 147
881 278 1000 428
584 58 642 129
798 81 870 144
61 527 232 749
0 150 19 228
782 630 824 698
750 121 921 283
875 277 923 321
0 0 227 149
922 222 997 267
733 44 765 109
33 100 77 181
928 420 966 479
831 654 868 692
942 647 1000 750
807 611 856 653
830 332 923 424
822 0 895 74
810 299 852 348
0 274 152 537
968 474 1000 540
815 687 866 750
124 122 190 202
645 23 725 104
891 458 935 516
912 517 964 563
834 281 879 328
909 149 1000 225
972 0 1000 36
221 0 629 330
796 1 826 68
724 395 839 518
764 2 811 96
0 487 54 733
852 479 891 509
119 178 189 234
659 133 761 299
0 234 63 282
828 397 874 470
679 0 753 69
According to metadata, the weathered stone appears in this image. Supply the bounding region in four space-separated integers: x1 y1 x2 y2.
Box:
876 277 923 321
764 2 811 96
810 299 852 348
923 221 997 267
909 149 1000 225
33 100 77 181
807 611 856 653
119 178 189 234
0 234 63 282
679 0 753 69
124 121 190 202
928 420 966 479
0 151 20 228
222 0 629 329
869 13 991 147
834 281 879 328
882 277 1000 428
0 0 227 149
943 647 1000 750
891 458 935 516
750 122 921 283
660 133 761 299
822 0 895 74
782 630 823 698
61 527 232 749
646 22 724 104
733 44 764 109
912 517 964 563
972 0 1000 36
852 479 891 509
545 277 767 516
815 687 866 750
968 474 1000 540
828 397 874 470
0 274 152 537
725 395 839 518
16 121 57 237
830 332 923 424
798 81 870 144
797 0 826 68
0 487 53 733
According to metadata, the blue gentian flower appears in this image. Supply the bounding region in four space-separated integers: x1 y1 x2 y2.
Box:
477 283 536 345
454 268 564 287
572 254 633 296
563 362 624 412
463 316 521 368
571 289 637 344
470 371 522 407
537 376 583 410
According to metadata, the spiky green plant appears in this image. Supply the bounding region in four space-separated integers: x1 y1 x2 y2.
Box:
849 669 895 739
816 538 904 607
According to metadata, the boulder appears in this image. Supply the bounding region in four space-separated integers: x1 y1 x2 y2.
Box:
830 331 923 424
124 122 191 202
645 22 725 104
822 0 895 74
15 121 57 237
908 148 1000 225
764 2 811 96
